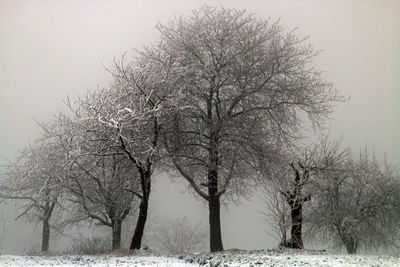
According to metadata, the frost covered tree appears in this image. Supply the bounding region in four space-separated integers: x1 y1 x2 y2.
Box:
66 153 139 250
153 6 343 251
0 120 70 252
72 91 156 250
263 137 348 249
70 51 178 249
307 150 400 254
40 111 143 250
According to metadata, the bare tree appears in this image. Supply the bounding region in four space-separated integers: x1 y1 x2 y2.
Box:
0 122 69 252
70 56 174 249
307 149 400 254
44 110 143 250
263 137 348 249
105 51 182 249
66 154 139 250
152 6 344 251
72 90 154 250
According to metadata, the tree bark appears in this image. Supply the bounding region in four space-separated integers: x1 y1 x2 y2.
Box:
41 199 55 253
208 169 224 252
290 202 304 249
283 165 310 249
205 100 224 253
41 218 50 252
112 221 122 250
130 173 150 250
130 196 149 249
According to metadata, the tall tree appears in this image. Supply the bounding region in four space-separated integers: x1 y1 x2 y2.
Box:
154 6 343 251
71 52 175 249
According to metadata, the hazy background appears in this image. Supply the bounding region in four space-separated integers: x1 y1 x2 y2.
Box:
1 0 399 254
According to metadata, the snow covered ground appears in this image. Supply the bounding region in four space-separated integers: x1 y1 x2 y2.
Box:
0 254 196 267
1 249 399 266
181 248 400 266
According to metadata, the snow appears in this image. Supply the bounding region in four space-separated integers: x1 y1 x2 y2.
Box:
181 249 400 267
1 249 399 266
0 255 197 267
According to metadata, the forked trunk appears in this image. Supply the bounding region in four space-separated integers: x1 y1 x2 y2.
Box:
283 166 310 249
342 234 358 254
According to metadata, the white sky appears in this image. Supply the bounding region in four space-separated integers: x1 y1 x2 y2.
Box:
1 0 399 252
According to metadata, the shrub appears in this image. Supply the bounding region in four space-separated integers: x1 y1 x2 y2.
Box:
69 235 111 255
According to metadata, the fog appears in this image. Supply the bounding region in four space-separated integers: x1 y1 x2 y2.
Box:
0 0 399 254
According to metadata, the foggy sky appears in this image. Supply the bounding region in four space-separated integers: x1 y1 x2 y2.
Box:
1 0 399 253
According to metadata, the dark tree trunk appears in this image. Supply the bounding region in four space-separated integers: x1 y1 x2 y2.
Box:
130 172 150 250
290 202 304 249
130 197 149 249
125 119 157 250
41 199 55 253
112 221 122 250
205 105 224 253
41 218 50 252
208 169 224 252
209 194 223 252
283 164 311 249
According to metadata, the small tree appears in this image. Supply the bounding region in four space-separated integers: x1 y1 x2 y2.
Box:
46 111 143 250
0 124 68 252
66 154 139 250
307 149 400 254
263 137 348 249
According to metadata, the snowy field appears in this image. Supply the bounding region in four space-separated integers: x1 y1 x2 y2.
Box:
0 254 196 267
1 249 399 266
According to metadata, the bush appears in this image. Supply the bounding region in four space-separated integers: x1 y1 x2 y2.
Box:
69 235 111 255
23 244 42 256
146 217 208 255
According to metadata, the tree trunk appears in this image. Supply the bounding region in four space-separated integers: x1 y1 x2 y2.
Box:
112 221 122 250
130 173 150 250
283 166 310 249
41 199 55 253
209 194 223 252
41 218 50 252
130 197 149 249
208 169 224 252
290 202 304 249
